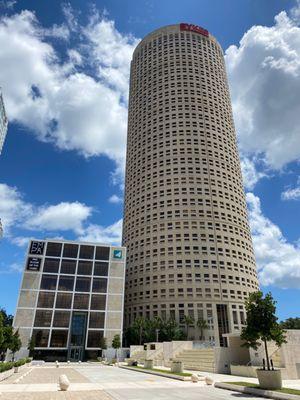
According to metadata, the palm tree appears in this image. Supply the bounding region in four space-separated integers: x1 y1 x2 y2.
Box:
197 318 209 341
133 316 146 345
183 315 194 339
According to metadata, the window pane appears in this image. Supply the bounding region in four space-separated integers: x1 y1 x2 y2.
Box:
34 310 52 327
58 275 74 291
61 259 76 274
79 245 94 259
43 258 60 273
95 247 109 261
75 277 91 292
92 278 107 293
55 293 73 309
32 329 49 347
37 292 55 308
46 242 62 257
87 330 103 348
94 262 109 276
73 294 89 309
63 243 78 258
77 261 93 275
50 330 68 347
53 311 70 327
90 294 106 310
89 312 105 328
40 275 57 290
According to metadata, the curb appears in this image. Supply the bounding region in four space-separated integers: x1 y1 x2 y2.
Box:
120 365 191 381
215 382 300 400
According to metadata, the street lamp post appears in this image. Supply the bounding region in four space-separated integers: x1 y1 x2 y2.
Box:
155 329 159 342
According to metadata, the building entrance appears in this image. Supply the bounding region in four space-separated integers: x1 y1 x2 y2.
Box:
68 312 87 361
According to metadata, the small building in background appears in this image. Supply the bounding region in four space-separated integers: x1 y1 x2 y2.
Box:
12 238 126 361
0 90 8 155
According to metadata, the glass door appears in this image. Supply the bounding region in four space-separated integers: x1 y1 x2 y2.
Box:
68 312 87 361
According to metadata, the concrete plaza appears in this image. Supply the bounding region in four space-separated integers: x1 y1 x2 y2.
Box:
0 363 280 400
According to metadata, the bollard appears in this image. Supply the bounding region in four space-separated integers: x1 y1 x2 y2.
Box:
58 374 70 391
191 374 199 383
205 376 214 385
56 360 59 368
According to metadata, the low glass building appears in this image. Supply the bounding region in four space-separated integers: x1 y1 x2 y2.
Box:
13 239 126 361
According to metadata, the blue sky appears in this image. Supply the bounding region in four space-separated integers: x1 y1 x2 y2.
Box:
0 0 300 320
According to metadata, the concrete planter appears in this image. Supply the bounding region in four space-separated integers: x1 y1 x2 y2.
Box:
14 364 27 373
171 361 183 373
0 368 14 382
257 369 282 390
144 359 153 369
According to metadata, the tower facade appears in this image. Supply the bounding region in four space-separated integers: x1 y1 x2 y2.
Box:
123 24 259 346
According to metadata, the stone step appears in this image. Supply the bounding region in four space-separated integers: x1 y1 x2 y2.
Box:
174 348 215 372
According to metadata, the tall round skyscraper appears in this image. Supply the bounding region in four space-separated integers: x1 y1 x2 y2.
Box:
123 24 259 346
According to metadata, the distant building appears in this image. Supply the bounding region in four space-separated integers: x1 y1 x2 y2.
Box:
12 239 126 361
0 90 8 155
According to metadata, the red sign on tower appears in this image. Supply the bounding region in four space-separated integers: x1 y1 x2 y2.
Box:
180 23 209 37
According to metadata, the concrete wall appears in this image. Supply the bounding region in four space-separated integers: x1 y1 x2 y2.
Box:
230 365 258 378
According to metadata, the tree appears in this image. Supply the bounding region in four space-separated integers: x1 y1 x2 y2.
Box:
132 317 146 345
124 318 185 346
280 317 300 329
197 318 209 340
0 325 13 361
124 326 140 346
112 334 121 360
27 336 35 357
241 291 287 371
8 329 21 362
0 312 4 349
183 315 194 339
99 336 107 357
0 308 13 326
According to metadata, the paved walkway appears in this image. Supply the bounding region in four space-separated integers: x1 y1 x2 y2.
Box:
2 363 300 399
75 364 269 399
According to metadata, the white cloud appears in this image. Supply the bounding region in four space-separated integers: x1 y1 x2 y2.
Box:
11 236 32 247
225 9 300 169
0 262 23 275
78 219 122 245
26 202 92 233
247 192 300 288
0 183 91 235
84 15 139 101
0 182 121 247
291 0 300 23
0 183 31 231
108 194 123 204
0 9 138 180
240 156 267 189
281 177 300 200
0 1 16 10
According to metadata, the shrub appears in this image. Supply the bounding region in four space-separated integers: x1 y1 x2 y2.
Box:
25 357 32 363
14 358 26 367
0 362 14 373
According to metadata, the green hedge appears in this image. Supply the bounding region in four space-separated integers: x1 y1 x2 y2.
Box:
0 357 31 373
0 362 14 373
14 359 27 367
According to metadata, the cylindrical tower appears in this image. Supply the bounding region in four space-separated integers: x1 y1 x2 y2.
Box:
123 24 259 346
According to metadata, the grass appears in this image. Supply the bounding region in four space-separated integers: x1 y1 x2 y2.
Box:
228 382 300 396
128 365 192 377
